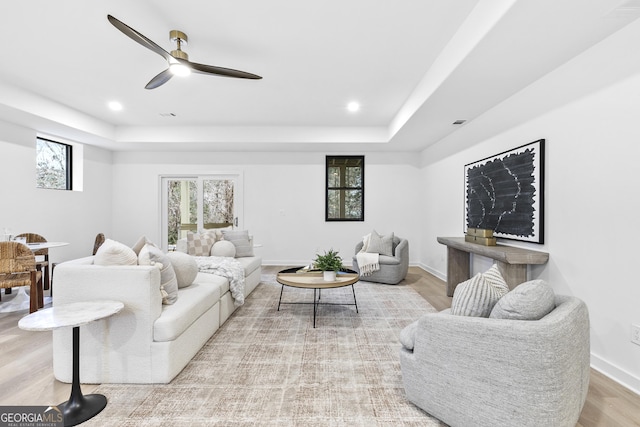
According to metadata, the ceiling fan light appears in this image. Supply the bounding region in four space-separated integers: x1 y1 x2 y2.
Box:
170 63 191 77
347 101 361 113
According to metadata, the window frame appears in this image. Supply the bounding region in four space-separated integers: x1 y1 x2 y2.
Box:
325 155 365 222
36 136 73 190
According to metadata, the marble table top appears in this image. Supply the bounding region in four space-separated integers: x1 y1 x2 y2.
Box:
25 241 69 251
18 300 124 332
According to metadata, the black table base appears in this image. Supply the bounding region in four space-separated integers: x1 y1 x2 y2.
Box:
277 284 358 328
59 326 108 426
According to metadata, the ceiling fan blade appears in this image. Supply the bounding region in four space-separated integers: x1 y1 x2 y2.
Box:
107 14 173 62
145 69 174 89
188 61 262 79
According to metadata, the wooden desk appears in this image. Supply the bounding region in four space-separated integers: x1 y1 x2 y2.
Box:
437 237 549 296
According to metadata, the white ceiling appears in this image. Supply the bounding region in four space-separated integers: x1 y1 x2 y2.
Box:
0 0 638 152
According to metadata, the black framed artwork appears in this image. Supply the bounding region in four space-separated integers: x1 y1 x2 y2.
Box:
464 139 545 244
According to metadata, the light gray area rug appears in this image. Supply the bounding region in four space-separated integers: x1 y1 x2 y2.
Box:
90 273 444 426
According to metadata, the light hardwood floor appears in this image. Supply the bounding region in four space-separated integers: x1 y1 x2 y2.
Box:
1 267 639 426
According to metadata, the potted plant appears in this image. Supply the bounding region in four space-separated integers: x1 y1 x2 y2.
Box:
313 249 343 281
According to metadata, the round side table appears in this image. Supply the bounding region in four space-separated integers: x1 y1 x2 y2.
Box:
19 300 124 427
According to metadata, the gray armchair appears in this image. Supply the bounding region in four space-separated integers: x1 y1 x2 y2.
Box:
352 236 409 284
399 295 590 427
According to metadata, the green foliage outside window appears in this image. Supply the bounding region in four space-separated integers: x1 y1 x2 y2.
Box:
326 155 364 221
36 137 72 190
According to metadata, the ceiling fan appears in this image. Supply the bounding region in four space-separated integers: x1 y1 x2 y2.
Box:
107 14 262 89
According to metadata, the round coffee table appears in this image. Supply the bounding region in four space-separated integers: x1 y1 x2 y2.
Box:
276 267 359 328
19 300 124 427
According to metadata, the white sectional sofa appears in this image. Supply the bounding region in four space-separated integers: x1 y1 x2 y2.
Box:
52 250 261 384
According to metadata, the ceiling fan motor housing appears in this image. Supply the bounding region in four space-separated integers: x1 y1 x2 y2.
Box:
170 30 189 60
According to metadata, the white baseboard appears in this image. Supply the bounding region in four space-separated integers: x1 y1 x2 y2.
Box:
415 263 446 282
591 353 640 396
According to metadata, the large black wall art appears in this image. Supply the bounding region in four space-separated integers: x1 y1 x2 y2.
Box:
464 139 545 244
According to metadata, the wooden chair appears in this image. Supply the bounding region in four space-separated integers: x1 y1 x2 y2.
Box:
0 242 44 313
93 233 106 255
15 233 50 291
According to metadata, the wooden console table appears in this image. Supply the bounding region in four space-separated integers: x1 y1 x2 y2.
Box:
437 237 549 296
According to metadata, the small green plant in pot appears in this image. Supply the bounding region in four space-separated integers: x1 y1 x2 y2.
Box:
313 249 343 281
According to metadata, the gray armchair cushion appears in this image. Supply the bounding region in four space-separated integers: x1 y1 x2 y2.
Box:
450 264 509 317
366 231 394 256
490 279 555 320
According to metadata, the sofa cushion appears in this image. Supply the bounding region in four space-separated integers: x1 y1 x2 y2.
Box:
236 256 262 278
166 251 198 289
153 279 222 342
222 229 254 257
490 280 555 320
186 232 215 256
94 239 138 266
211 240 236 257
138 243 178 304
451 264 509 317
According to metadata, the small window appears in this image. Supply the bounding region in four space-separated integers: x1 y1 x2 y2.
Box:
326 155 364 221
36 137 72 190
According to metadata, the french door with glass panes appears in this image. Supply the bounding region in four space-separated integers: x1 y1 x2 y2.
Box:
160 174 243 250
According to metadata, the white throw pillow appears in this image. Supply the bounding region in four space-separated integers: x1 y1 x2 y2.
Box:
94 239 138 266
131 235 150 255
450 264 509 317
210 240 236 257
166 251 198 289
221 229 254 257
138 243 178 304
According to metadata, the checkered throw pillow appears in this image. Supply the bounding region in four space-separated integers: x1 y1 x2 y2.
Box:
186 232 215 256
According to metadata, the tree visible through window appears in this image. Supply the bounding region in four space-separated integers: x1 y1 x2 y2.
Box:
166 178 235 245
36 137 72 190
326 155 364 221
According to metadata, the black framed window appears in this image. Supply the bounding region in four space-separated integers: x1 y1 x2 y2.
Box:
36 137 72 190
326 155 364 221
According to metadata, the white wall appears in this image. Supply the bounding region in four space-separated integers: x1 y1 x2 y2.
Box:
110 151 422 266
0 120 113 262
418 18 640 393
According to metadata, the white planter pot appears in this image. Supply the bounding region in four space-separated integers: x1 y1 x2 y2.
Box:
323 271 337 281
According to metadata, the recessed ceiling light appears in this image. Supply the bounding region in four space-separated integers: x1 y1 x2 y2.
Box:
108 101 123 111
347 101 360 113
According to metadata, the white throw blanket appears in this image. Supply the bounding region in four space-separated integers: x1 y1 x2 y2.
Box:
357 251 379 276
195 256 246 307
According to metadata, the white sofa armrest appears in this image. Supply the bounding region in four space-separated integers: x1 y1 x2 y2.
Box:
52 257 163 383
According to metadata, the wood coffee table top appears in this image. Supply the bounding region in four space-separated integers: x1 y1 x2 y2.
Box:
276 267 359 289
